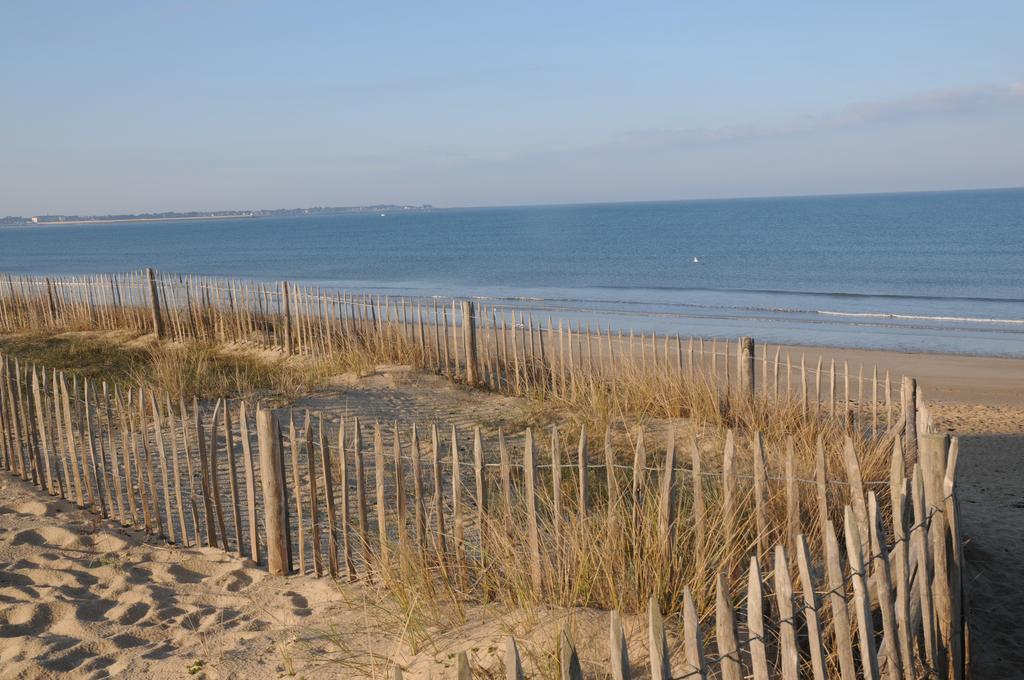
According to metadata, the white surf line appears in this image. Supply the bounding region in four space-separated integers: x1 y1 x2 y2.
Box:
818 310 1024 325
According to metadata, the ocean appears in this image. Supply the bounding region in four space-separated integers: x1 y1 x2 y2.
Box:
2 188 1022 356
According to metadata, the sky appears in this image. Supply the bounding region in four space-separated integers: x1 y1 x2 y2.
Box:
2 2 1023 215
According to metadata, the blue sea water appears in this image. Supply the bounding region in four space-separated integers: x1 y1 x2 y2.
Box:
2 188 1023 356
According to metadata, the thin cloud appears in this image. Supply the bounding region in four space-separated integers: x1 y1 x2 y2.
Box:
820 82 1024 128
608 81 1024 150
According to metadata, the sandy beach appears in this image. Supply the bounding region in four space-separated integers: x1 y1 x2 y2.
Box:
778 343 1024 408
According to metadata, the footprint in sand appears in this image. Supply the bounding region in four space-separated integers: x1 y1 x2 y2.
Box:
115 601 151 625
10 557 41 570
10 529 46 547
140 641 177 660
16 500 51 517
39 643 114 674
82 654 116 675
154 603 187 620
124 565 153 585
216 607 242 629
63 568 100 588
220 568 254 592
196 607 233 630
241 618 271 633
73 596 117 623
10 526 79 548
162 563 205 584
110 632 147 649
45 526 88 548
50 635 83 654
281 591 312 617
178 608 203 631
0 602 53 637
0 569 40 598
86 532 130 553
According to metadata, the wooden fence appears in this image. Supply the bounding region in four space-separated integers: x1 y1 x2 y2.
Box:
0 270 907 434
0 349 967 679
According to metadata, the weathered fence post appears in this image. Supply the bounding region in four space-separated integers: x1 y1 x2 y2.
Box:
256 407 288 575
523 428 542 595
609 611 630 680
44 277 57 324
146 268 165 339
648 596 672 680
462 300 479 386
902 376 918 462
506 637 525 680
282 282 293 355
740 336 755 399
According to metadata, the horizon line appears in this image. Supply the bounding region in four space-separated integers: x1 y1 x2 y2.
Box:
454 184 1024 212
8 184 1023 222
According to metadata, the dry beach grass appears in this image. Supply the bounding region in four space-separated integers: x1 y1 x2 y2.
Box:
0 318 1020 677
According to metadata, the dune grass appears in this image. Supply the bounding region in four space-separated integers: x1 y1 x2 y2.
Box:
0 322 907 678
0 282 938 678
0 330 327 406
318 415 895 678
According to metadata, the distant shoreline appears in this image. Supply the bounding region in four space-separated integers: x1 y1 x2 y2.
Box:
2 205 433 227
30 214 256 226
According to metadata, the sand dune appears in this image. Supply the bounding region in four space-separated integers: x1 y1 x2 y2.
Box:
2 362 1023 678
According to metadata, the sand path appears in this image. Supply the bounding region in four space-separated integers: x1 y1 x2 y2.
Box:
932 404 1024 678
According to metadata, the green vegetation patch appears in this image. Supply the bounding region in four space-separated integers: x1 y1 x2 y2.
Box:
0 331 323 406
0 331 149 383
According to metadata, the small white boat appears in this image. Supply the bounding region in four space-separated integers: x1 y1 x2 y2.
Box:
693 256 700 263
380 213 386 217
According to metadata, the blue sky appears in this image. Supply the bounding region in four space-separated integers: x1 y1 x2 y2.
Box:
2 2 1023 214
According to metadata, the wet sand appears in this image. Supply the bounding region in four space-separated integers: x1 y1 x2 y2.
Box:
777 343 1024 407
